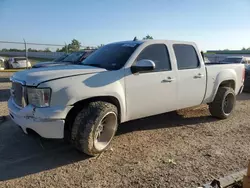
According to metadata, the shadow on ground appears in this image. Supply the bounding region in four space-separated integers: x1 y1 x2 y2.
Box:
0 89 10 102
0 119 89 181
237 92 250 101
117 110 216 136
0 108 216 181
0 77 10 83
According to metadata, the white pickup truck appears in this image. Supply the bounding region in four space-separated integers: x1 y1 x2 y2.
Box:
8 40 245 156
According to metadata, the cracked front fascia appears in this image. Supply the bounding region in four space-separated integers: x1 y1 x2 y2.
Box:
20 105 73 121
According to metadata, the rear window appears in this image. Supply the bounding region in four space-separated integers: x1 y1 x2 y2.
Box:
173 44 200 70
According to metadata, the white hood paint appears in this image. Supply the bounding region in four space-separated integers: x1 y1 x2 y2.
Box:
12 65 106 86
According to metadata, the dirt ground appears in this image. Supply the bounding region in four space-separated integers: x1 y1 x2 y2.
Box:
0 72 250 188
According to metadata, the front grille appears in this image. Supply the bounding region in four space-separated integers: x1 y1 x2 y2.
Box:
11 82 23 107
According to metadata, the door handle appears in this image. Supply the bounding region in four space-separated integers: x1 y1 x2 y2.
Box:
194 73 204 79
161 77 175 83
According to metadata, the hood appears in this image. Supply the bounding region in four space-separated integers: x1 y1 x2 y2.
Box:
12 65 106 86
32 61 73 68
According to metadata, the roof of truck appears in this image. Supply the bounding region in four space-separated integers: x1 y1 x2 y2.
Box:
110 39 196 46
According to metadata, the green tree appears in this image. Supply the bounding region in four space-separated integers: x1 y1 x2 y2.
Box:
44 47 51 52
143 35 153 40
1 48 8 52
68 39 81 52
56 39 81 52
28 48 38 52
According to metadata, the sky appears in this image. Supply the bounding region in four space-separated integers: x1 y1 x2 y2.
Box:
0 0 250 51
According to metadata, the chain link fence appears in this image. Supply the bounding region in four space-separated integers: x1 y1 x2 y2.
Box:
0 39 97 69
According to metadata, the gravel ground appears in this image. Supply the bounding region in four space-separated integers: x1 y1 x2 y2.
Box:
0 72 12 116
0 72 250 188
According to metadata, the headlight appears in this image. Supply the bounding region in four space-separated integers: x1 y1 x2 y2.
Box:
27 88 51 107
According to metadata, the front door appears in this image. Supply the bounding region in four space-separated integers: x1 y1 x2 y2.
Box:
125 43 178 121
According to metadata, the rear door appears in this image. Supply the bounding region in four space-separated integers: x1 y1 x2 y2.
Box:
173 44 206 109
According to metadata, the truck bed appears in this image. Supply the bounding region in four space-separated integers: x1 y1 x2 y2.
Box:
203 63 244 103
205 62 239 65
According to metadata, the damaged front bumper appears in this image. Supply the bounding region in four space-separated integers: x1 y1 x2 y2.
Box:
8 98 73 139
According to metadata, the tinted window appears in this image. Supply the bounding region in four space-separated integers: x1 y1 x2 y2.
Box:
82 43 140 70
173 44 199 69
137 44 171 71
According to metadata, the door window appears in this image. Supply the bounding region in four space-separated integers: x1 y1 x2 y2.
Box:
136 44 171 71
173 44 200 70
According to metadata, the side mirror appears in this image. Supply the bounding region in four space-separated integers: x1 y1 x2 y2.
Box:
131 59 155 73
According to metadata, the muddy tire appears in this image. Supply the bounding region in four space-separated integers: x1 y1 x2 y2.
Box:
209 87 236 119
71 101 118 156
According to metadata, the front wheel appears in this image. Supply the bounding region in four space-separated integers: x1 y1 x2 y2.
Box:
71 101 118 156
209 87 236 119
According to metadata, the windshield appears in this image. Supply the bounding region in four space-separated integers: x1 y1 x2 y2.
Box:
81 43 140 70
62 52 85 63
221 57 242 63
53 54 68 62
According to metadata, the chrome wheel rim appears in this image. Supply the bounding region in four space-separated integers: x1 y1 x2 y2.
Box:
94 112 117 151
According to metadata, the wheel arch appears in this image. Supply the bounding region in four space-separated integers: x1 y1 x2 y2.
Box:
210 69 237 102
64 96 122 134
212 79 235 100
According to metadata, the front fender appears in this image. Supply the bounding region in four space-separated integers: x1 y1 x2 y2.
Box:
39 70 127 122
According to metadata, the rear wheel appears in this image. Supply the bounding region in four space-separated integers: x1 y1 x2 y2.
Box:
71 101 118 156
209 87 236 119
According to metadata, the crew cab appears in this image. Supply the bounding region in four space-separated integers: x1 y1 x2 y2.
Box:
8 40 245 156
